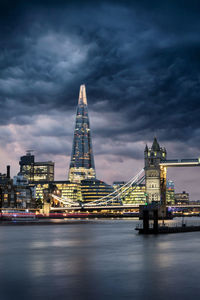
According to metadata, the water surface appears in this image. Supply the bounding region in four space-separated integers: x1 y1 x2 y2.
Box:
0 219 200 300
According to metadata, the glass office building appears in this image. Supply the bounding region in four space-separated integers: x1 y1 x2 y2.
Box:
69 85 96 182
166 180 175 205
19 151 54 182
33 162 54 182
35 179 115 206
35 181 82 202
80 179 115 204
113 182 146 205
19 152 35 181
175 191 189 205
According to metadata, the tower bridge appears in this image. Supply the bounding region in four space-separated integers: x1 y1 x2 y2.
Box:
43 85 200 213
145 137 200 206
49 138 200 211
48 84 197 211
49 203 200 212
50 169 145 210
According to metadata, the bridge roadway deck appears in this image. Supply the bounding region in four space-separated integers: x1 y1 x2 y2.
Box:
50 204 200 211
51 205 140 211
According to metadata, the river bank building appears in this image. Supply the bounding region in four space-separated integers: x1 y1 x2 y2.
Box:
19 151 54 182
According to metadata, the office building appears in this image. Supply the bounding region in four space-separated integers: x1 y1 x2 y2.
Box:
175 191 189 205
68 85 96 182
0 166 34 208
35 179 115 207
81 179 115 204
19 151 54 182
166 180 175 205
113 181 146 205
35 181 82 203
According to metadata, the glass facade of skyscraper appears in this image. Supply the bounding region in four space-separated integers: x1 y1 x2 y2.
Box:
69 85 96 182
81 179 115 204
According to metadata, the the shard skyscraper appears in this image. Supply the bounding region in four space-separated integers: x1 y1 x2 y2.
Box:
68 85 96 182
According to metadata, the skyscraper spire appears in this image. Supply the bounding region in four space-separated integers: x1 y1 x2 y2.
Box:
78 84 87 105
68 85 96 182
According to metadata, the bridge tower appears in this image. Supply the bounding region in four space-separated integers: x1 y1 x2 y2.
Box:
144 138 167 204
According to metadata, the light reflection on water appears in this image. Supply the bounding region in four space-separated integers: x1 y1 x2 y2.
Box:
0 219 200 300
30 239 82 248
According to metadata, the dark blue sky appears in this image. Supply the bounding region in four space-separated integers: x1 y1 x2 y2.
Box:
0 0 200 198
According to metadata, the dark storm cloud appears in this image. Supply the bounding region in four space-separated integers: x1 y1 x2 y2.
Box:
0 0 200 160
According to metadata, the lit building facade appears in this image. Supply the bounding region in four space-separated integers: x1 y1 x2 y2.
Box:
81 179 115 204
35 181 82 203
54 181 82 202
166 180 175 205
175 191 189 205
0 166 34 208
35 179 114 206
19 151 34 181
113 182 146 205
33 162 54 182
69 85 96 182
14 186 33 208
19 151 54 182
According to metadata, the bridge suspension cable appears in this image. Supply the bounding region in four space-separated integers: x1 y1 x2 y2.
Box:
50 168 145 208
86 168 144 206
51 194 80 207
85 170 145 207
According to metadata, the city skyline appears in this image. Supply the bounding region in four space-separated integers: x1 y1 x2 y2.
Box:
0 1 200 199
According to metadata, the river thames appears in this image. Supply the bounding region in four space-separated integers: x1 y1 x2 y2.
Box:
0 219 200 300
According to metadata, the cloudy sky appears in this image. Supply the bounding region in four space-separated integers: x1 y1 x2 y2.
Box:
1 0 200 199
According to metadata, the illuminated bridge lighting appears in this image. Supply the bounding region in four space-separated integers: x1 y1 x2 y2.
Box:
51 169 145 209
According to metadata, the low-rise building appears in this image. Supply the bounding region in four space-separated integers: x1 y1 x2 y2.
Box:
175 191 189 205
13 173 35 208
0 167 34 208
166 180 175 205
